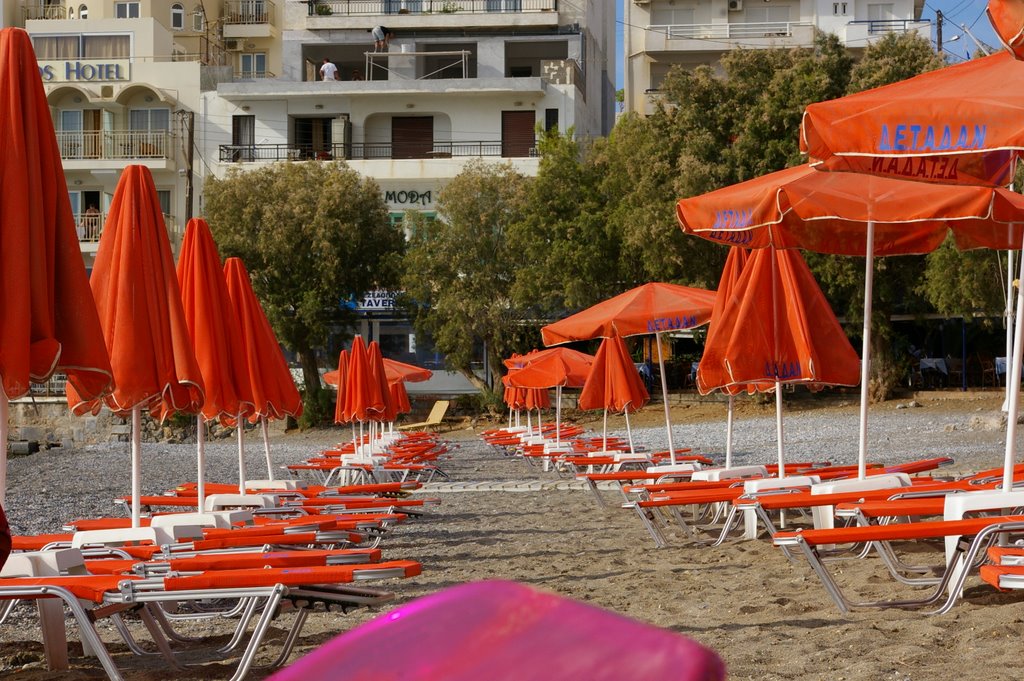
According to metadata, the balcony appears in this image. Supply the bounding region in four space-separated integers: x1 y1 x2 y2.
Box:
300 0 560 30
219 139 537 162
235 70 277 80
22 4 67 20
224 0 275 24
645 21 816 52
75 211 177 247
56 130 172 160
844 19 930 44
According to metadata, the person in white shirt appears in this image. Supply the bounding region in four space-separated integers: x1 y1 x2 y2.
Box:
320 57 338 82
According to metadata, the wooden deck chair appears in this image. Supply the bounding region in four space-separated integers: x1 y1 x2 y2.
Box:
398 400 450 432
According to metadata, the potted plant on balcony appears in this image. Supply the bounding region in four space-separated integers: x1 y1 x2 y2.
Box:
314 3 333 15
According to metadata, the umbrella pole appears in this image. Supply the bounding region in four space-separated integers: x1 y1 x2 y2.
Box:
1005 249 1016 412
625 409 635 456
556 386 562 445
775 380 785 478
655 331 676 464
857 221 876 480
261 417 274 480
0 387 7 507
1002 250 1024 493
725 395 734 469
131 407 142 528
196 415 205 512
602 408 608 453
236 411 247 494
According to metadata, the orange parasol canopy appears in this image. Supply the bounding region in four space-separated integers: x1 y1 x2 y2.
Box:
332 349 349 425
325 357 432 386
504 349 595 389
799 52 1024 186
164 218 254 425
367 341 397 423
541 283 717 345
989 0 1024 60
502 376 527 410
0 28 112 403
524 386 551 411
697 247 750 397
390 380 412 416
223 258 302 422
697 248 860 395
342 336 385 423
676 164 1024 255
67 165 204 417
578 336 649 414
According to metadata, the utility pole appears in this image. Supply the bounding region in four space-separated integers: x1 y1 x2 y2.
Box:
177 110 196 221
936 10 944 54
961 22 993 55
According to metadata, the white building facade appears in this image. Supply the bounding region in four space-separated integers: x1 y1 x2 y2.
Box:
623 0 930 113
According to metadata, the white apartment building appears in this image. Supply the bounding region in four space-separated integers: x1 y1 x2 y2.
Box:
623 0 930 112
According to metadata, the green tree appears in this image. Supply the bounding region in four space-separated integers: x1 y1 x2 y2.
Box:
398 161 535 391
204 162 403 418
847 31 945 93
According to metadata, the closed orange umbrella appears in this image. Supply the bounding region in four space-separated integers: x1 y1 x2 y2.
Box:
67 165 204 527
167 218 254 507
332 349 349 425
390 380 412 416
541 283 716 463
989 0 1024 60
800 52 1024 187
578 336 650 454
0 28 113 505
367 341 396 423
697 248 860 476
224 257 302 486
695 248 748 466
342 336 385 423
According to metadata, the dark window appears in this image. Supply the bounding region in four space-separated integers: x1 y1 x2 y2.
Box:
501 111 534 158
392 117 433 159
231 114 255 161
545 108 558 132
509 65 532 77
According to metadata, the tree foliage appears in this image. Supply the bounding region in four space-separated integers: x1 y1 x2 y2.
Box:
398 161 536 391
203 161 403 418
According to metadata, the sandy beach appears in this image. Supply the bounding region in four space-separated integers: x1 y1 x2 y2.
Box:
2 391 1024 680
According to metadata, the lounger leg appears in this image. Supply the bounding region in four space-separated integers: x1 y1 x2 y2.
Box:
627 503 669 548
38 599 69 670
228 587 286 681
0 599 18 624
266 607 309 668
138 606 185 669
218 597 262 654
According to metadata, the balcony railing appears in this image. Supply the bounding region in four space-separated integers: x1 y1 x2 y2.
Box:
23 4 68 20
652 21 811 39
848 19 929 35
74 212 176 243
236 70 277 79
219 139 537 162
225 0 275 23
56 130 172 160
307 0 556 16
30 373 67 397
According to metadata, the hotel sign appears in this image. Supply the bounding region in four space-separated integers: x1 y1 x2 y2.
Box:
38 60 130 83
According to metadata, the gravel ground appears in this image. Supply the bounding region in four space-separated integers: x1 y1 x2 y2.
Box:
1 392 1022 680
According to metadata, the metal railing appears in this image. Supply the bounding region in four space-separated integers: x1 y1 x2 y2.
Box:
224 0 275 23
220 139 536 162
73 212 176 244
23 4 68 20
30 373 67 397
848 19 930 35
652 21 811 39
235 70 277 79
307 0 556 16
56 130 172 160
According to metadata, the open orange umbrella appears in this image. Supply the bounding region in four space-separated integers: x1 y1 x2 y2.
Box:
325 357 432 387
541 283 717 462
67 165 204 527
800 52 1024 187
578 335 650 454
0 28 113 505
697 247 860 476
167 218 255 508
506 349 595 443
224 257 302 487
989 0 1024 60
677 163 1024 479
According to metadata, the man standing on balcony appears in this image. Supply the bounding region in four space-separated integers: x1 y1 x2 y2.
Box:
81 205 101 241
320 57 339 82
371 26 393 51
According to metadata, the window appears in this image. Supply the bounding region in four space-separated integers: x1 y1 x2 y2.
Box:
114 2 140 18
501 111 534 158
34 34 130 59
156 190 171 217
832 2 848 14
171 3 184 29
651 6 695 25
486 0 522 11
392 117 433 159
240 52 267 78
545 108 558 133
231 114 255 161
82 34 130 58
192 6 205 31
78 4 88 19
745 5 791 23
129 108 170 131
867 3 895 20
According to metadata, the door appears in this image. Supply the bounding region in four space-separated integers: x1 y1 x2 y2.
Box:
232 114 256 161
59 110 83 158
391 117 433 159
501 110 534 158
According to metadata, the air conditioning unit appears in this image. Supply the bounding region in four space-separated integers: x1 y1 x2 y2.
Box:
728 0 743 10
223 39 241 51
